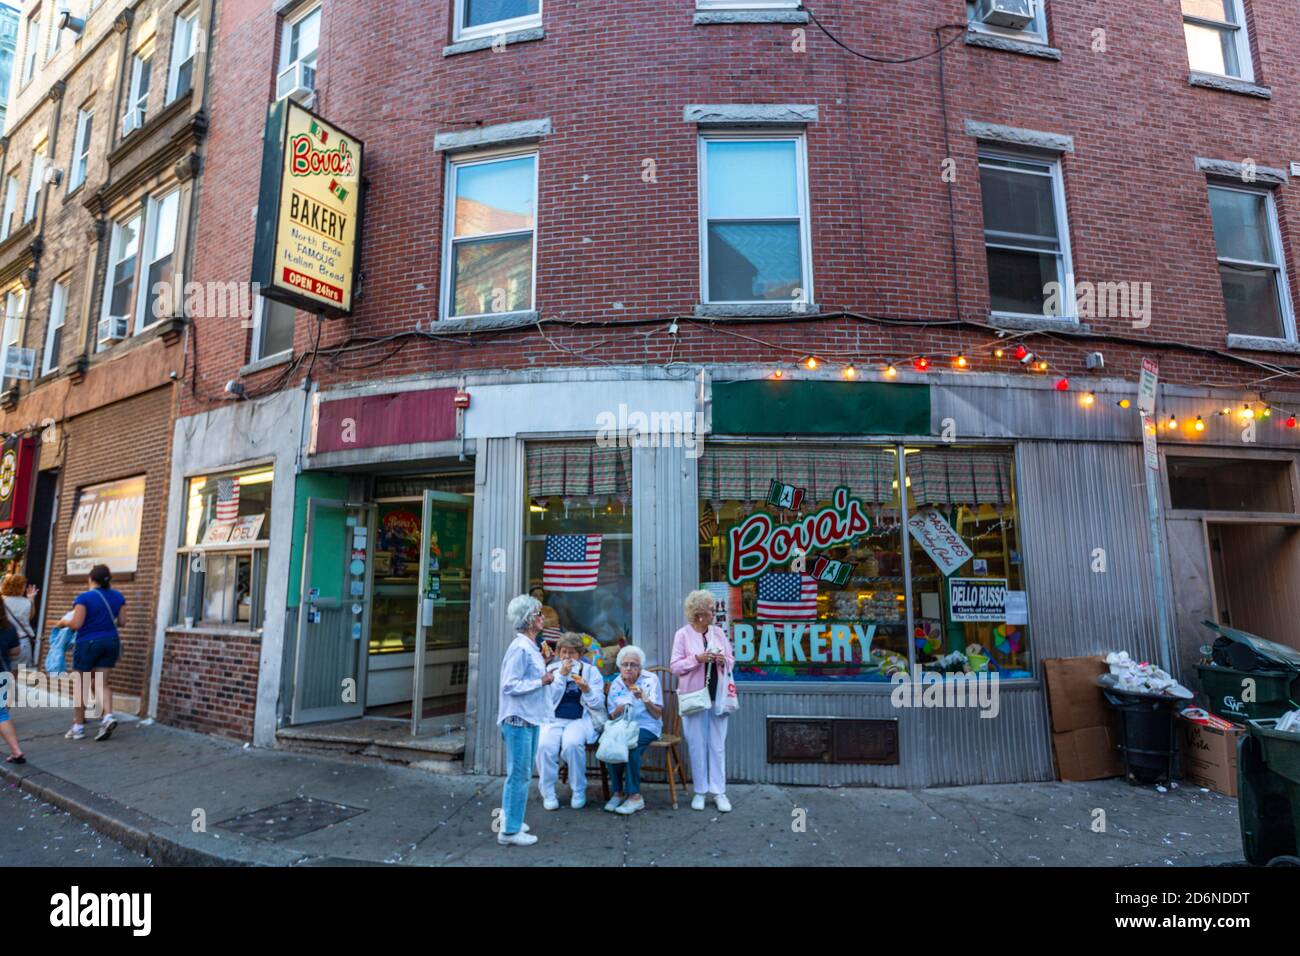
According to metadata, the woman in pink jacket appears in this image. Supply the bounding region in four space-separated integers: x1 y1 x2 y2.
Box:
670 590 734 812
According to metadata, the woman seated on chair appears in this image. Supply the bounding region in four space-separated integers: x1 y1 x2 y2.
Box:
537 632 606 811
602 645 662 816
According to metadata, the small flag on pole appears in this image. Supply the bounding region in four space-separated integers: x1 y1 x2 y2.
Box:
215 477 241 521
756 572 819 621
766 479 805 511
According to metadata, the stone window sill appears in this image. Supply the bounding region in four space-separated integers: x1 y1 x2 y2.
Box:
694 10 810 25
964 30 1061 61
430 310 539 333
166 625 262 638
1226 333 1300 354
443 26 544 57
989 312 1088 333
694 302 820 317
240 350 293 376
1188 72 1271 99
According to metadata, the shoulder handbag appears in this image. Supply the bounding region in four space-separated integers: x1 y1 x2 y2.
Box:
678 661 713 716
3 601 34 642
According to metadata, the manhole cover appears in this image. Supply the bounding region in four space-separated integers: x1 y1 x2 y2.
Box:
215 797 366 841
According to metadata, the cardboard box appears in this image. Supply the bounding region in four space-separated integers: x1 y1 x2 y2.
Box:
1179 716 1244 797
1052 725 1124 781
1043 656 1112 733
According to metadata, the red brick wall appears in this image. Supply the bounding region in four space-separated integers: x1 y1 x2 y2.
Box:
155 629 261 740
184 0 1300 412
48 386 174 705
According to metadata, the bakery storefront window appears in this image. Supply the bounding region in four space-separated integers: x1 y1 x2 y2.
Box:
524 442 633 675
175 467 274 628
904 446 1031 678
699 444 909 682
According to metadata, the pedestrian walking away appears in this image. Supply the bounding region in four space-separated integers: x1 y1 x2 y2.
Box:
58 564 126 742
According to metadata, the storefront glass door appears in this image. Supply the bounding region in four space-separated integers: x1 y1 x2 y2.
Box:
291 498 376 724
412 489 473 736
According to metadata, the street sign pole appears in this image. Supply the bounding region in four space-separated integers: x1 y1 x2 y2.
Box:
1139 358 1174 674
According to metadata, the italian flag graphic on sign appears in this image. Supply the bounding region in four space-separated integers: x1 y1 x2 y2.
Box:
329 178 348 201
310 120 329 143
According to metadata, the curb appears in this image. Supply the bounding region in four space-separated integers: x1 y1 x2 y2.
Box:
0 760 366 867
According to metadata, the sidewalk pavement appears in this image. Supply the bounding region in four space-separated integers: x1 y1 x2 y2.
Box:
1 705 1246 867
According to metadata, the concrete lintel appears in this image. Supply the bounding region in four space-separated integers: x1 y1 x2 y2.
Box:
693 10 810 25
1226 333 1300 354
1195 156 1288 185
434 121 551 153
964 120 1073 153
694 303 821 317
442 26 545 58
430 310 539 332
684 104 819 125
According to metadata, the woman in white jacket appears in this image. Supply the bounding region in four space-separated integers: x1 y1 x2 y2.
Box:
537 632 605 810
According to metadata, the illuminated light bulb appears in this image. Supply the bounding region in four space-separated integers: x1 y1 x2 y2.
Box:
1014 345 1029 360
1167 414 1178 430
993 347 1005 359
1055 377 1069 391
1288 416 1297 429
804 356 819 370
883 365 898 380
772 369 784 380
1080 392 1096 408
1035 360 1049 372
842 364 857 379
1241 406 1255 420
955 354 969 370
914 357 930 371
1118 399 1131 409
1263 407 1272 418
1194 416 1205 432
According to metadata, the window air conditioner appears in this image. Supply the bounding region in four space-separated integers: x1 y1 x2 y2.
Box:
3 346 35 381
974 0 1036 30
276 60 317 104
121 109 143 136
97 316 129 346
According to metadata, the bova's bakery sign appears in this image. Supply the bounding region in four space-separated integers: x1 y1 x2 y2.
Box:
726 487 871 584
252 100 364 315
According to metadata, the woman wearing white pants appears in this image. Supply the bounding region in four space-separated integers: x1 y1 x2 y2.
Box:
537 633 605 810
670 590 735 813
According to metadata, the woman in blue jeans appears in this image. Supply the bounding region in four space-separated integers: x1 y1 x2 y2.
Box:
603 645 662 815
496 594 555 847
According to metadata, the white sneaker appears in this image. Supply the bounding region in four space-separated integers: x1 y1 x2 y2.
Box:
497 830 539 846
691 793 707 811
614 795 645 815
571 793 587 810
603 795 624 813
715 794 732 813
95 717 118 742
65 726 85 740
542 795 560 811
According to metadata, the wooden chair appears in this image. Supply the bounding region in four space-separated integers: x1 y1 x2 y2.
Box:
639 665 686 809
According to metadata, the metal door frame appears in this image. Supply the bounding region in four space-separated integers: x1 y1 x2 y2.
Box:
291 497 377 725
412 489 474 736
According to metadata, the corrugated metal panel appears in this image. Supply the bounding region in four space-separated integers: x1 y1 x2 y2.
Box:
725 685 1052 786
467 437 523 774
1016 441 1164 664
632 444 699 670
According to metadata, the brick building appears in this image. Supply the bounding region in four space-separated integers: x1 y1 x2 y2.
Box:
156 0 1300 784
0 0 212 715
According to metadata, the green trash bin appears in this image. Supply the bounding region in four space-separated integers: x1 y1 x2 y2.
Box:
1197 663 1300 724
1238 719 1300 866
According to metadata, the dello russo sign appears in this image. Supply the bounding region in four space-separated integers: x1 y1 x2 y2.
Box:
252 100 364 314
727 487 871 584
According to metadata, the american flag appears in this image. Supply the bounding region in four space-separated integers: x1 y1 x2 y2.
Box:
215 477 241 521
542 534 602 591
756 572 819 621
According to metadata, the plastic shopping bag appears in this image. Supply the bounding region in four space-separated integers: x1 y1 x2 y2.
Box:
714 666 739 716
45 626 73 675
596 711 639 764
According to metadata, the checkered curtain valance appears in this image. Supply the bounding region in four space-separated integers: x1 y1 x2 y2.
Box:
906 448 1014 507
698 446 898 504
526 442 632 497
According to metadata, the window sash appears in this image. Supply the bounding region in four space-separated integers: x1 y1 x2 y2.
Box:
454 0 543 42
127 55 152 129
966 0 1048 42
1209 185 1294 340
0 289 25 387
71 111 93 190
252 297 295 361
1 176 18 239
102 213 141 334
137 191 180 331
42 281 66 374
281 4 321 70
22 17 37 84
167 13 198 102
699 133 812 305
978 150 1073 320
23 152 45 223
1182 0 1251 79
442 150 539 319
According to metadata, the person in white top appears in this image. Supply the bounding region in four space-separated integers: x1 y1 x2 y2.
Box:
1 573 38 671
537 632 605 810
496 594 555 847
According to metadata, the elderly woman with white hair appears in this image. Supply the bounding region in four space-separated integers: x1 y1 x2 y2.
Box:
601 644 662 815
496 594 556 846
537 632 605 810
670 589 735 812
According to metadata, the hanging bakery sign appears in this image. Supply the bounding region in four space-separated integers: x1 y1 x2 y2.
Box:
906 508 974 577
727 486 871 584
251 99 364 315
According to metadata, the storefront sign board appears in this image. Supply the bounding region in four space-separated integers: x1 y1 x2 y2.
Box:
906 508 973 577
1138 357 1159 416
66 475 146 575
948 577 1007 622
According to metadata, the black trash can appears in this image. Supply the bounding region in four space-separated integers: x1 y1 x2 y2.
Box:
1097 676 1184 785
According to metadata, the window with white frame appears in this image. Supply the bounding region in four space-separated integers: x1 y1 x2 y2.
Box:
69 109 93 192
99 210 141 346
978 150 1073 319
278 2 319 95
1208 184 1294 340
699 133 812 305
453 0 541 42
966 0 1048 43
138 190 180 330
0 287 25 387
1182 0 1253 80
42 278 66 375
23 146 45 224
0 176 19 240
46 4 60 61
442 150 537 318
251 296 295 361
20 11 37 86
123 49 152 135
167 8 198 103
